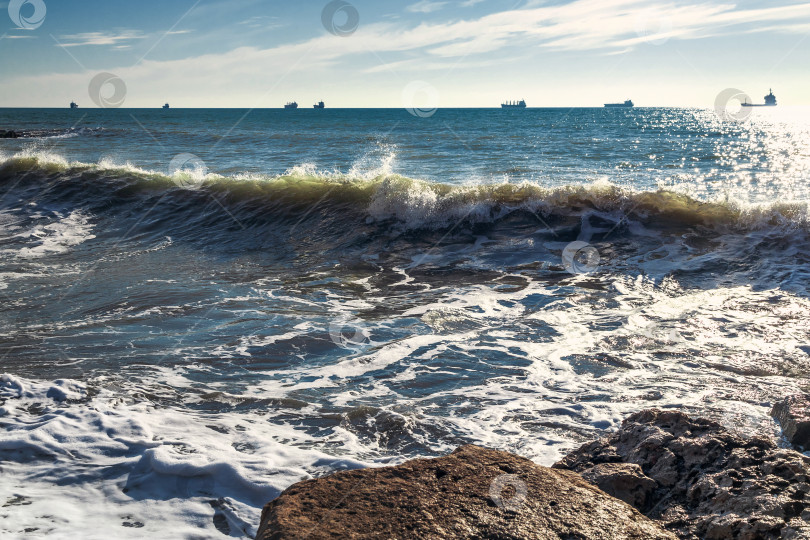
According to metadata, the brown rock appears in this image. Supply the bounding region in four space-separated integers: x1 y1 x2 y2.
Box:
554 408 810 539
772 394 810 450
257 444 675 540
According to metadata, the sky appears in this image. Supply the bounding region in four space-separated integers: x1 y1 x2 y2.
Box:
0 0 809 108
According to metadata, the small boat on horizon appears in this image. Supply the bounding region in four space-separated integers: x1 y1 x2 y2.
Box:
313 101 325 109
70 101 78 109
605 99 634 108
162 103 170 109
284 101 298 109
501 99 526 109
741 89 777 107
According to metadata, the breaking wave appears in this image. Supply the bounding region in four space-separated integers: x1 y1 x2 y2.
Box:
1 152 807 237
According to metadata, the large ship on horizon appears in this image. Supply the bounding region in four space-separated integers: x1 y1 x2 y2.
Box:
313 101 325 109
741 89 777 107
605 99 634 108
70 101 78 109
284 101 298 109
501 99 526 109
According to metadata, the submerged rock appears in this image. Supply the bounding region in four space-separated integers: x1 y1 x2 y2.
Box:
0 130 18 138
256 444 675 540
772 394 810 450
555 408 810 539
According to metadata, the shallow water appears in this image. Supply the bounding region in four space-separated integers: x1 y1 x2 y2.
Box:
1 107 809 538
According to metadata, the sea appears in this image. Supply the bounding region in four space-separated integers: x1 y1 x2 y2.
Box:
1 106 809 538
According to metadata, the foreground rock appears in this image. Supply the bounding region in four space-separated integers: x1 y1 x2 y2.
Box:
772 394 810 450
257 444 675 539
555 409 810 539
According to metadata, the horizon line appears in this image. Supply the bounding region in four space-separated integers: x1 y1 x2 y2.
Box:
2 105 801 110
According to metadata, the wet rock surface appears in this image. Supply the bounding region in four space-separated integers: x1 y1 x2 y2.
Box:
579 462 657 509
772 394 810 450
0 130 18 138
555 408 810 539
256 444 675 540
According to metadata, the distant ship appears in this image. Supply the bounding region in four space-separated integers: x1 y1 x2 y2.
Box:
313 101 325 109
70 101 78 109
284 101 298 109
501 100 526 109
162 103 170 109
741 89 777 107
605 99 634 108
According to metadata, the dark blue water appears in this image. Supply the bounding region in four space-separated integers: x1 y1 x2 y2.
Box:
2 107 808 197
1 107 809 538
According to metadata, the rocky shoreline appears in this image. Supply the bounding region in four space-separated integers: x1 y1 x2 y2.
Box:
556 408 810 539
257 398 810 539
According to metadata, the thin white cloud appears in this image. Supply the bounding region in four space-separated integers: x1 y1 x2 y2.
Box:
238 16 283 30
364 56 505 73
38 1 810 64
31 1 810 65
57 30 146 48
407 1 448 14
411 0 810 56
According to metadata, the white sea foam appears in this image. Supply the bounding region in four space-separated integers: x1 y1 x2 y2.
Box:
196 273 805 468
15 210 96 259
0 374 370 539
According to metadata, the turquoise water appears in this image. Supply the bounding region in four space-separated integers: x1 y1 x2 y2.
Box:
1 107 809 538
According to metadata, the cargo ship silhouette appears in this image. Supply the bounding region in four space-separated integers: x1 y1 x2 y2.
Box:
741 89 777 107
501 100 526 108
605 99 634 108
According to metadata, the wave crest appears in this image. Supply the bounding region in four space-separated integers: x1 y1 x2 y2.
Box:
0 152 807 233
